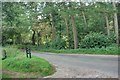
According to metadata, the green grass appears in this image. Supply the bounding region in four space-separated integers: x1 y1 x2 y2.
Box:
2 47 55 78
2 74 10 78
8 44 120 55
9 44 119 55
32 46 119 55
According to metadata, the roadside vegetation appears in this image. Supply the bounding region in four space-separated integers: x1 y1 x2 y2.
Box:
2 47 55 78
2 2 120 56
11 44 119 55
34 47 119 55
1 2 119 79
2 2 120 79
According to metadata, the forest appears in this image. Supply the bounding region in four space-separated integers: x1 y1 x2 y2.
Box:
2 2 120 53
1 1 120 78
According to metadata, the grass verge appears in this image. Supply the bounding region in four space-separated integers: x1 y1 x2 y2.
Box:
32 47 119 55
9 44 119 55
2 47 55 78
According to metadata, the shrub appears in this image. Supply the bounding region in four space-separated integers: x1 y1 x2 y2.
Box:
2 47 21 58
50 36 66 49
80 32 112 48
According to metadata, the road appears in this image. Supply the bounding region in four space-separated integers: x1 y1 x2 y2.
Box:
32 51 118 78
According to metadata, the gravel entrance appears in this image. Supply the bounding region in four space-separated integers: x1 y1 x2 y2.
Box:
44 64 114 78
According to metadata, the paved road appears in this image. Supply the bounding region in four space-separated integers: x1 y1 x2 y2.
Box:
32 51 118 78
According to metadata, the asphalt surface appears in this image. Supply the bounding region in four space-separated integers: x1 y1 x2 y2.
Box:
32 51 118 78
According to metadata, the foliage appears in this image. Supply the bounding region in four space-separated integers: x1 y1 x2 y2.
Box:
2 47 55 78
50 36 66 49
2 2 119 50
33 46 119 55
2 47 21 58
2 74 11 78
80 32 112 48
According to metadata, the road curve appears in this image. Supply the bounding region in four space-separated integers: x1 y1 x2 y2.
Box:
32 51 118 78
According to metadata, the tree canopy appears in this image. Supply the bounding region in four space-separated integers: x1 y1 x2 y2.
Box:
2 2 120 49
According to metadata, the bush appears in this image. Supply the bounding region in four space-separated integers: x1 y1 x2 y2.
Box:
80 32 112 48
51 36 66 49
2 47 21 58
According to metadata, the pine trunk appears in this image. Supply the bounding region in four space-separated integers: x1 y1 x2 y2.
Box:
71 15 78 49
112 2 119 46
64 18 69 48
82 11 87 27
65 18 69 37
105 14 110 37
50 14 56 40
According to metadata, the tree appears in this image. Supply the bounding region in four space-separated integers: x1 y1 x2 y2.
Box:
71 15 78 49
105 13 110 36
2 2 29 45
79 2 88 28
112 2 119 46
68 3 78 49
2 2 119 49
117 3 120 45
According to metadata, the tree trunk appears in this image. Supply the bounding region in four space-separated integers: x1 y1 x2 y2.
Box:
64 18 69 48
71 15 78 49
117 4 120 45
80 2 88 27
112 2 119 45
105 14 110 37
82 11 88 27
102 15 105 33
37 31 41 46
64 18 69 37
13 35 16 45
32 29 36 45
50 14 56 40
